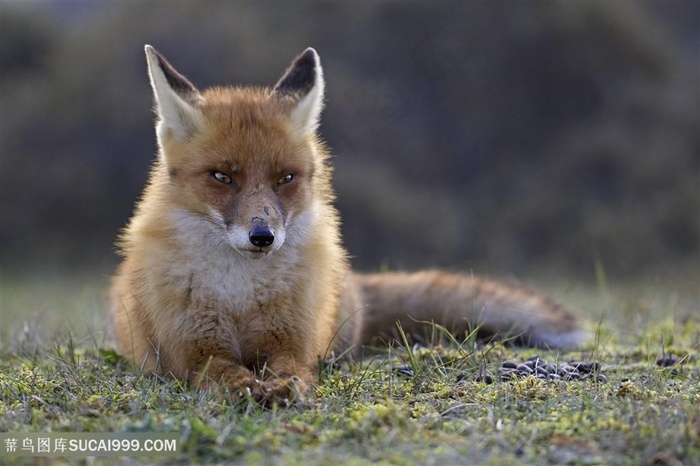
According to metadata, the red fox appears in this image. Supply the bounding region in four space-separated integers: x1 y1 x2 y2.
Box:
110 46 588 404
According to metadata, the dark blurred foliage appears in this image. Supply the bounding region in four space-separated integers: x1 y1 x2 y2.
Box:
0 0 697 281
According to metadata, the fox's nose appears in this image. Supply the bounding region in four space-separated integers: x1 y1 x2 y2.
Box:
249 225 275 248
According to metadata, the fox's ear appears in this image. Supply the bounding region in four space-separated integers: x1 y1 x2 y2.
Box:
272 48 325 135
144 45 203 142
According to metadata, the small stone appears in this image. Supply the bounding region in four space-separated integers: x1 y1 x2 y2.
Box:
516 364 533 375
502 361 518 370
393 365 415 377
585 374 607 383
474 371 494 384
569 361 600 374
656 355 680 368
533 358 548 368
568 361 586 371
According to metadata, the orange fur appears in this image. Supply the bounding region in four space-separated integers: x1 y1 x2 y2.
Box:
109 46 586 405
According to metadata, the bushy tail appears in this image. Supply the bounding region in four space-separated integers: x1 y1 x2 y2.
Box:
354 270 588 349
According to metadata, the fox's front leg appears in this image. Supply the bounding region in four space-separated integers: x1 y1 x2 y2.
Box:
165 311 263 399
193 351 315 405
188 355 263 399
173 311 315 404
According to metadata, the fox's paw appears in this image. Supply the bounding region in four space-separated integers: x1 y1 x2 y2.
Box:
220 376 266 402
208 371 309 407
222 375 307 407
257 375 309 407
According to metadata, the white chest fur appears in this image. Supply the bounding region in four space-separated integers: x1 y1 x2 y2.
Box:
150 208 307 314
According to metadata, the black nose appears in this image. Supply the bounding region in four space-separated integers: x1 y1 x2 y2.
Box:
249 226 275 248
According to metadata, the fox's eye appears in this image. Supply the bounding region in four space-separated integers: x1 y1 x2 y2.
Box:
212 171 233 185
278 174 294 186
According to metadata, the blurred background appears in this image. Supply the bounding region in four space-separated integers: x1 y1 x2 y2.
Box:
0 0 697 298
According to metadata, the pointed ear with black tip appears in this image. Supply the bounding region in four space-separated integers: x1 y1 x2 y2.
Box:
272 48 325 135
144 45 204 143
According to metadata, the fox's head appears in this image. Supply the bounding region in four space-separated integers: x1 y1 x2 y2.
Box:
145 46 330 258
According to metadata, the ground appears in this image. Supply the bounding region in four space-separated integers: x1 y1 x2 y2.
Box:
0 274 697 465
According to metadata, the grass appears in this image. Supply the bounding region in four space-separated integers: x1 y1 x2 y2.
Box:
0 273 698 465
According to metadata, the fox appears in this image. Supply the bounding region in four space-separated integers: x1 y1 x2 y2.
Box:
110 45 588 404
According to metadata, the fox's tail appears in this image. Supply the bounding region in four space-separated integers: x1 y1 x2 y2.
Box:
354 270 588 349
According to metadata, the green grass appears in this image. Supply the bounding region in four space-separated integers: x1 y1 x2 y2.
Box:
0 274 698 465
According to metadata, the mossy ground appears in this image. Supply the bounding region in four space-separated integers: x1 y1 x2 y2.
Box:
0 276 698 465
